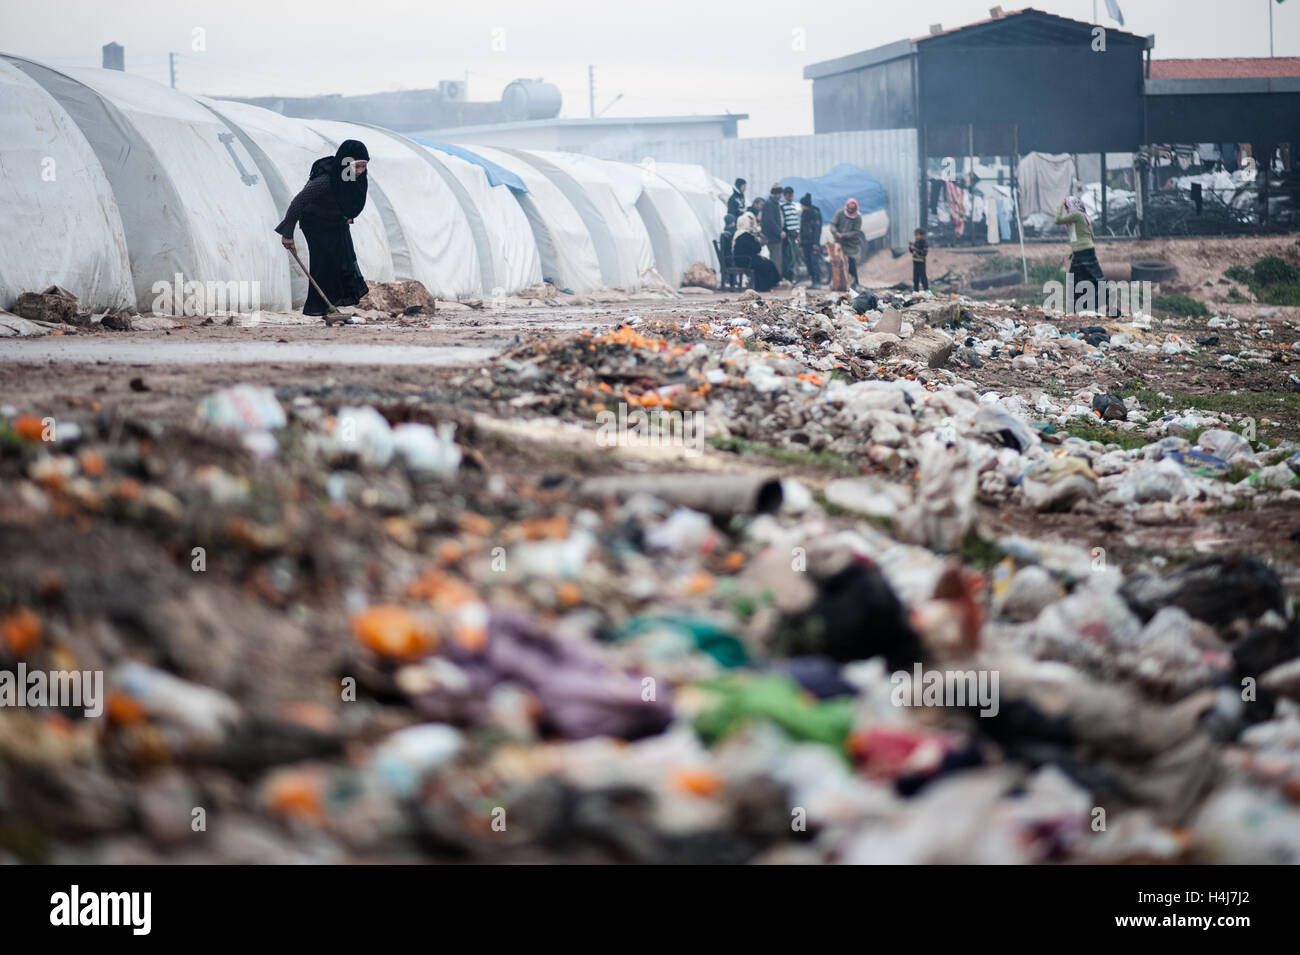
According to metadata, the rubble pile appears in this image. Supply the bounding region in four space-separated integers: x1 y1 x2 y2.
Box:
3 289 1300 864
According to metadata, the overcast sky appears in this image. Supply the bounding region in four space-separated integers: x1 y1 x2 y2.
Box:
2 1 1295 136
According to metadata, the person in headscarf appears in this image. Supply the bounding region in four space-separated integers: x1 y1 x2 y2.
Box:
727 178 747 220
1055 195 1115 315
731 225 781 293
830 198 865 287
734 209 761 239
276 139 371 319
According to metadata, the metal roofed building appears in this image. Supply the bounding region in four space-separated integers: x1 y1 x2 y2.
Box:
413 114 747 153
803 7 1150 158
1145 57 1300 145
801 6 1298 239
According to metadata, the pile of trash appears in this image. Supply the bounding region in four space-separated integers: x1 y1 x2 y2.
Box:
471 294 1300 524
2 292 1300 863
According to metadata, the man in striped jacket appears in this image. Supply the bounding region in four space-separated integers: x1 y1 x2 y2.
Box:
780 187 801 281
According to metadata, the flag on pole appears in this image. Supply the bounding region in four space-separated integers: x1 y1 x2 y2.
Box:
1105 0 1125 25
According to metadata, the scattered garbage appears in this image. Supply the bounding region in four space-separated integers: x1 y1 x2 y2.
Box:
5 283 1300 865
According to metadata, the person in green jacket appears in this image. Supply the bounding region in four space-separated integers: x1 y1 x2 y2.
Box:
1055 196 1116 316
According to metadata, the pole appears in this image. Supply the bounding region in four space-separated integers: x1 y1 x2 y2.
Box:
1100 151 1108 235
1013 173 1028 286
1013 124 1027 284
968 122 975 244
588 65 595 119
1270 0 1275 57
920 124 929 235
169 52 176 89
1264 142 1272 229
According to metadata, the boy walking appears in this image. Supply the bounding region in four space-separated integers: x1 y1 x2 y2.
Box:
909 228 929 292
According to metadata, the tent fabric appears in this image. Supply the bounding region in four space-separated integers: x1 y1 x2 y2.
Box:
2 57 729 306
780 163 890 229
650 162 730 268
420 145 542 296
412 138 527 194
310 119 482 301
513 150 645 290
0 58 134 311
468 145 603 294
6 57 292 313
608 161 715 286
202 98 395 307
367 126 497 294
576 156 657 279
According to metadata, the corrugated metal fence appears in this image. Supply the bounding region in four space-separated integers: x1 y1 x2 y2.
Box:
585 128 920 249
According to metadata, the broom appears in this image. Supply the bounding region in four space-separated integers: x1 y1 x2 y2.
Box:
285 245 353 326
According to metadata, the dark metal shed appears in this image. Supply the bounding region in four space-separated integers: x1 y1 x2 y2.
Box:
804 7 1149 155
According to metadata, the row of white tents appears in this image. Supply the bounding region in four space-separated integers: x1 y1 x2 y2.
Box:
0 55 731 314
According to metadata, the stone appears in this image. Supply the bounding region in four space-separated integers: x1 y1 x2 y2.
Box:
857 331 901 358
13 286 78 324
901 299 960 327
894 328 953 368
873 312 902 335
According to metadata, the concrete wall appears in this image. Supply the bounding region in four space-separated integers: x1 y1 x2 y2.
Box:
583 128 920 249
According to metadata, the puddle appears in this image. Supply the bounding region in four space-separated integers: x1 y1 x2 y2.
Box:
0 340 503 366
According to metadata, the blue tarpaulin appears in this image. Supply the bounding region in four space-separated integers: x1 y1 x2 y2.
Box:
778 163 887 225
410 137 528 194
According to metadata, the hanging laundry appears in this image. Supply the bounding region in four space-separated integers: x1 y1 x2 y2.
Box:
998 196 1013 241
945 180 967 238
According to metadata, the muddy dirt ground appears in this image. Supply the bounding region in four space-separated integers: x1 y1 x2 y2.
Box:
3 235 1300 864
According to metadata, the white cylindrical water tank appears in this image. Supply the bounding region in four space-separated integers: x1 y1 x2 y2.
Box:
501 79 562 122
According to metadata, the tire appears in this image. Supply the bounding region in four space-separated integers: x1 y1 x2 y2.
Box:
1131 260 1177 283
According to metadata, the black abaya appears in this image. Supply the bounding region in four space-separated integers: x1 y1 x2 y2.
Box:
299 212 369 316
733 232 781 292
276 140 371 317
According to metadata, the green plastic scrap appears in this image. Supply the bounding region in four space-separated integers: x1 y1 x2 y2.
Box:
612 615 750 668
693 675 854 750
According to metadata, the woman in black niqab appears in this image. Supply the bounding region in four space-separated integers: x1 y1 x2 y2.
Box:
276 140 371 318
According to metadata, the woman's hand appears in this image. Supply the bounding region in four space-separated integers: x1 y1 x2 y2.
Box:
281 235 295 252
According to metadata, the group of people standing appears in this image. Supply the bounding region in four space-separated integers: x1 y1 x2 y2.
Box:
271 145 1104 322
722 178 872 293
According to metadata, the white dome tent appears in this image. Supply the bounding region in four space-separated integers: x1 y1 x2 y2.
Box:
417 142 543 297
611 159 717 286
465 145 603 295
309 119 481 301
651 162 731 267
1 56 729 313
200 97 395 308
537 151 658 286
363 126 498 296
4 56 291 314
0 58 134 312
499 148 644 292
